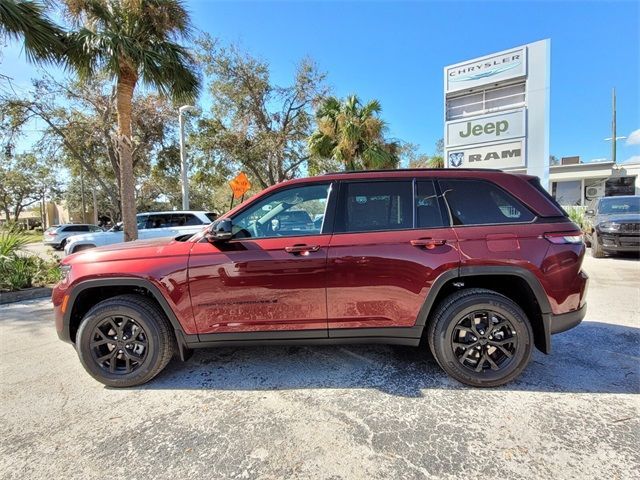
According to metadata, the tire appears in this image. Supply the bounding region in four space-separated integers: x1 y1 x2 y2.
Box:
76 294 176 387
591 231 605 258
427 288 534 388
60 239 67 249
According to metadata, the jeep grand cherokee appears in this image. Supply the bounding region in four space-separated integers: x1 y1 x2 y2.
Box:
52 169 588 388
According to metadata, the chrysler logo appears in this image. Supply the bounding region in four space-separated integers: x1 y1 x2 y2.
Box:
448 53 522 83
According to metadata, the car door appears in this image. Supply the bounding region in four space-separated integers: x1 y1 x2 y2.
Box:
326 179 460 334
188 182 335 336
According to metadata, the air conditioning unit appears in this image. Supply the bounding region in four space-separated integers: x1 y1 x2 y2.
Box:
585 184 605 199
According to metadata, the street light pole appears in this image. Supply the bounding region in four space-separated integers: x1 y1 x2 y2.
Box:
179 105 197 210
604 88 626 165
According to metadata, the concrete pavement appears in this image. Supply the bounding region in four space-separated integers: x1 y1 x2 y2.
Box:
0 254 638 479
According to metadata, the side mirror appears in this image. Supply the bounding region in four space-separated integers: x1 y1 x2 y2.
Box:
585 209 595 216
206 218 233 242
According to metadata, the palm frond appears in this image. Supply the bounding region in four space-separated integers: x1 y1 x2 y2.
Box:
0 0 66 63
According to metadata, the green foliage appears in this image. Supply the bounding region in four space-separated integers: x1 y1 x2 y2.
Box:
0 224 28 256
566 206 587 232
401 140 444 169
64 0 200 103
0 226 60 291
0 0 66 63
194 36 327 189
308 95 399 172
0 152 58 222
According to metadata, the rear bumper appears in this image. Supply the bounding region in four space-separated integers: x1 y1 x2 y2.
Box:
549 303 587 335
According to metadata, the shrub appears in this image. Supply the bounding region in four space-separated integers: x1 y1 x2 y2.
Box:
0 226 29 256
565 206 587 233
0 226 61 292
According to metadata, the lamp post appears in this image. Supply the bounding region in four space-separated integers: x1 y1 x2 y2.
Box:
604 88 626 165
179 105 197 210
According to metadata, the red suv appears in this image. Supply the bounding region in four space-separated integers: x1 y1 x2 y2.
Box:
52 169 588 388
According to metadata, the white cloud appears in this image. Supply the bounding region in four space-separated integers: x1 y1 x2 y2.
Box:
626 129 640 145
620 155 640 164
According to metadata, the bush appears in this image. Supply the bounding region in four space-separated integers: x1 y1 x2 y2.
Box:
565 206 587 233
0 226 61 292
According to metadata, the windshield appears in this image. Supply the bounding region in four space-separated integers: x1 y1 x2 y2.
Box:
598 197 640 215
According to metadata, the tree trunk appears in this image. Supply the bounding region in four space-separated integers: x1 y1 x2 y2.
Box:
115 71 138 241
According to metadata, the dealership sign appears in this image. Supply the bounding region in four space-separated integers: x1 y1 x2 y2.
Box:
447 140 525 170
446 109 525 147
445 48 526 93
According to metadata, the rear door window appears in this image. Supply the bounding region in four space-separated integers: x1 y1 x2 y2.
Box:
146 214 172 229
439 179 535 225
336 181 413 233
416 181 447 228
169 214 203 226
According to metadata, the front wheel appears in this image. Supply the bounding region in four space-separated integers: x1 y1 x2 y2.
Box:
427 289 533 388
76 294 175 387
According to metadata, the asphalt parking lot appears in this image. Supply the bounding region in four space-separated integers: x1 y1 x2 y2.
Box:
1 254 638 479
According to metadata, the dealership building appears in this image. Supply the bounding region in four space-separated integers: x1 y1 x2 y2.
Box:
443 39 639 206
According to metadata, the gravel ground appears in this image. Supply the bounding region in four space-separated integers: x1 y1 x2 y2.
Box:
1 254 638 480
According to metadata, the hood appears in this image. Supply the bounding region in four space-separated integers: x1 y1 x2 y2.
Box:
63 236 192 265
595 213 640 224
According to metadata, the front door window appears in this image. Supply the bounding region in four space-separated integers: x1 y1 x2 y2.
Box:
232 183 331 239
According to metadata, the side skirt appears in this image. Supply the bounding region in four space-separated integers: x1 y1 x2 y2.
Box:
182 327 423 350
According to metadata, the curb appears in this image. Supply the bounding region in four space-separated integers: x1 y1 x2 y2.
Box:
0 287 52 305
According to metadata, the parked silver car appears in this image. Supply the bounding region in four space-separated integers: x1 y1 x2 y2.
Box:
43 224 104 250
63 211 217 255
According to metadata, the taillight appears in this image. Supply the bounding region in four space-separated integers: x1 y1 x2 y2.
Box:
544 232 583 244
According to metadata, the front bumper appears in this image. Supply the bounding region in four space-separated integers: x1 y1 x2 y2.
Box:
597 232 640 252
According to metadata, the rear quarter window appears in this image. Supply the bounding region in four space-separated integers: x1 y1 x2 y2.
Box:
439 179 535 225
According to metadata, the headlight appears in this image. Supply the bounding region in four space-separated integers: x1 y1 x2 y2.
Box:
599 222 621 232
60 264 72 281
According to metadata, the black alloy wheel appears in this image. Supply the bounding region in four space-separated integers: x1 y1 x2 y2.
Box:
428 288 533 387
451 310 517 373
90 315 149 375
76 294 175 387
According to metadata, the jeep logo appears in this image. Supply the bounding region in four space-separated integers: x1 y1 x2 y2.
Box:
459 120 509 138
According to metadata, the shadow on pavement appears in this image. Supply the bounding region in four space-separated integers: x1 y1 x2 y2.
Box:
142 321 640 396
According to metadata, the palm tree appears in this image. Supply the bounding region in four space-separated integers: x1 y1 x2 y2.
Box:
64 0 200 241
0 0 65 63
308 95 399 171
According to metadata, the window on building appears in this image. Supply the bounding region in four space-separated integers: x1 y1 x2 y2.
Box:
446 82 526 121
551 181 582 206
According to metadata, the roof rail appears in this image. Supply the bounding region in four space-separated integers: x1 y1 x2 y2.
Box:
323 168 504 175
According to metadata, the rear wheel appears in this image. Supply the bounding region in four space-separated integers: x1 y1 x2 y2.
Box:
591 232 605 258
76 294 175 387
428 289 533 387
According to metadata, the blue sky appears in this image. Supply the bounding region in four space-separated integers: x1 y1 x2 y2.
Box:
3 0 639 163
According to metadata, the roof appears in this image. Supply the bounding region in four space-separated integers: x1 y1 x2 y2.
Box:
323 168 504 175
136 210 213 215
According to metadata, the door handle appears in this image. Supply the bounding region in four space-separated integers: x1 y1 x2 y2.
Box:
410 239 447 249
284 244 320 255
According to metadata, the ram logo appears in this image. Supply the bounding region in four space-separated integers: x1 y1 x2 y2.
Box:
449 152 464 168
